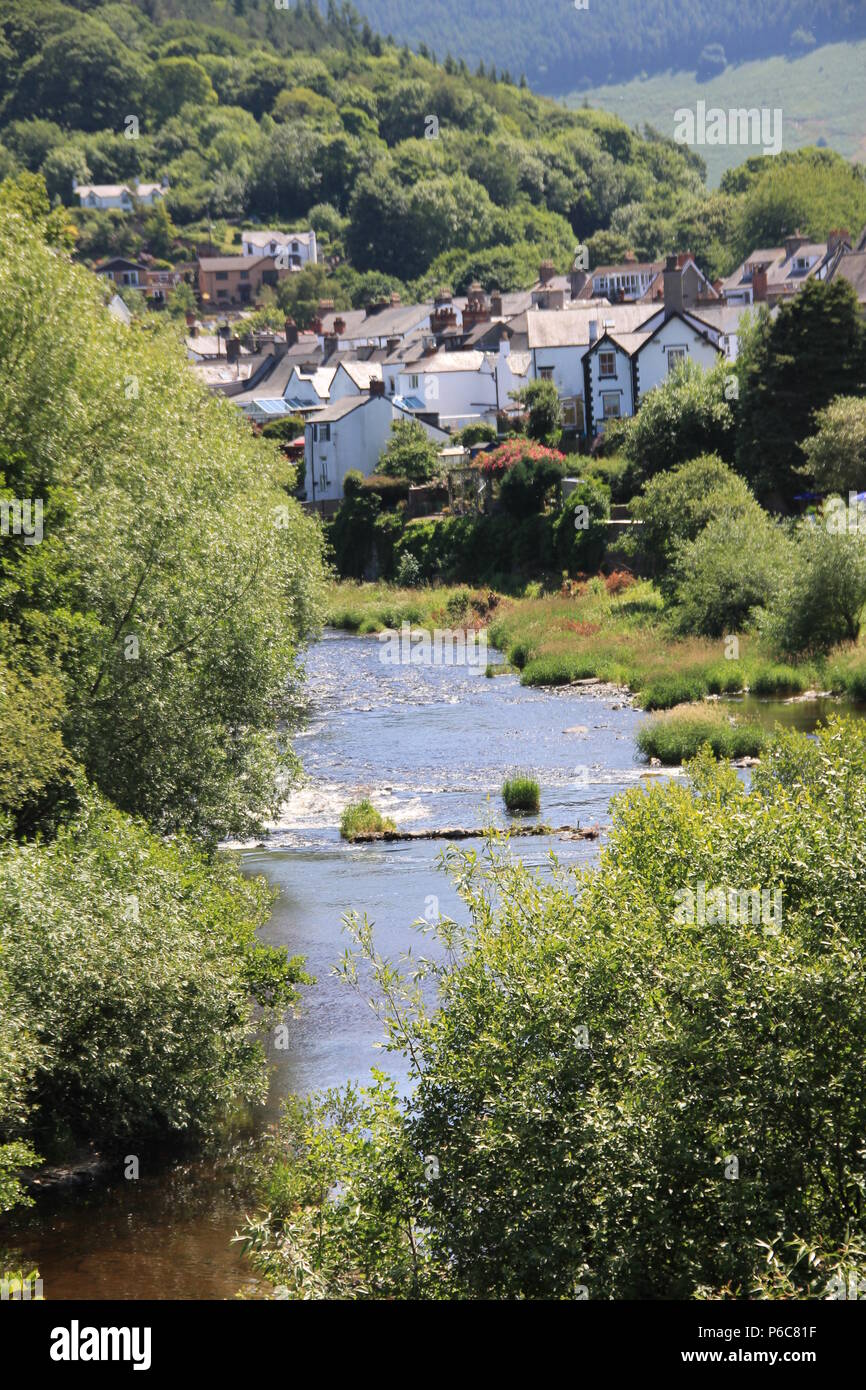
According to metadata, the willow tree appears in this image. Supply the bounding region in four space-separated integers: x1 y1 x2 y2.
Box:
0 193 326 841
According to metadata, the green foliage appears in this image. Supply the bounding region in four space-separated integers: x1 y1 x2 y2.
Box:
801 396 866 494
617 361 736 484
636 707 765 762
552 480 610 573
0 206 326 842
340 799 395 840
514 378 562 446
628 454 762 587
736 280 866 500
395 551 422 587
498 454 563 518
0 787 308 1150
763 520 866 654
501 775 540 812
670 512 785 637
378 419 441 485
245 718 866 1297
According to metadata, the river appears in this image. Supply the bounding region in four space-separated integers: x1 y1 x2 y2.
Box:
0 632 851 1299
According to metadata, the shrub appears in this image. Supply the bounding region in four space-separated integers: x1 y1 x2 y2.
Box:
638 673 708 710
0 789 307 1149
499 456 564 517
378 419 440 484
636 705 765 763
340 799 396 840
244 720 866 1299
444 589 471 624
671 512 785 637
478 439 564 478
584 452 636 504
801 396 866 494
629 455 763 587
605 570 635 596
552 479 610 572
763 521 866 654
501 775 540 813
395 552 422 587
617 361 737 483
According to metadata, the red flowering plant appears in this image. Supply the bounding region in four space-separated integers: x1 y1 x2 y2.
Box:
477 439 566 478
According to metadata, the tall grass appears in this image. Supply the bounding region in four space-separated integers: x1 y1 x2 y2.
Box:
637 705 765 765
502 776 540 813
340 799 396 840
325 580 495 634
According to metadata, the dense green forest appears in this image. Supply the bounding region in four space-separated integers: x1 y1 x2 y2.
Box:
349 0 866 92
1 0 865 307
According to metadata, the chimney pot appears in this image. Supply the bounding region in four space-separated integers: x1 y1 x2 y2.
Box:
284 317 299 348
370 378 385 397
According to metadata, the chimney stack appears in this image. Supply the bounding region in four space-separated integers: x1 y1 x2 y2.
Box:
569 268 590 300
333 316 346 336
539 260 556 285
663 254 683 316
751 265 769 303
588 319 598 345
386 335 401 354
370 378 386 397
784 233 809 260
284 317 299 348
827 229 851 254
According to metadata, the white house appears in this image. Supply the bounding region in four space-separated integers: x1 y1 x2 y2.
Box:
304 390 449 507
392 347 532 429
74 180 167 210
241 229 317 267
584 311 721 435
282 365 337 412
329 360 384 402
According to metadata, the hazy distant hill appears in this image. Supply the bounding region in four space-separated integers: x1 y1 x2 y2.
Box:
351 0 866 92
570 39 866 187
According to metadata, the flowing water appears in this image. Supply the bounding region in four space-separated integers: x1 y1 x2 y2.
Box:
1 632 856 1299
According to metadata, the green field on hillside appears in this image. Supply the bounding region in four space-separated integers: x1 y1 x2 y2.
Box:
565 41 866 186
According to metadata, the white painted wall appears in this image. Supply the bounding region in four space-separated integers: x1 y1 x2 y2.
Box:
587 343 634 432
304 397 447 503
395 362 497 427
635 319 720 401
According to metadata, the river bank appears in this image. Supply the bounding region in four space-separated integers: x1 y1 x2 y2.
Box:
0 631 858 1300
327 577 866 710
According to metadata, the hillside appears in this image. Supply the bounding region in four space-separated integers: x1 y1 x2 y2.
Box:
350 0 866 93
0 0 864 304
568 39 866 187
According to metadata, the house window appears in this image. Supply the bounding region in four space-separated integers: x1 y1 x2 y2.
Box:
539 366 554 380
292 242 299 253
240 270 249 281
215 271 228 281
319 461 330 487
599 351 616 378
409 374 420 389
667 347 687 373
602 393 621 419
315 423 331 442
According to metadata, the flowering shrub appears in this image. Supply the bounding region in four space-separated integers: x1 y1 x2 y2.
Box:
604 570 636 595
478 439 566 478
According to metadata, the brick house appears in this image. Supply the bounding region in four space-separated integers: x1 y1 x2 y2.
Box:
197 255 289 307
